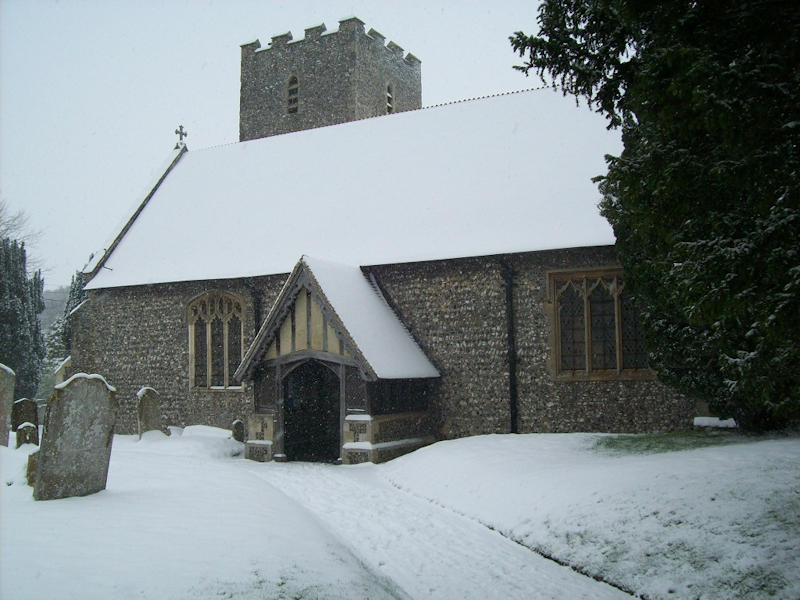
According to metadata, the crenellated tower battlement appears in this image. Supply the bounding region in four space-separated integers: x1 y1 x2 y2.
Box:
239 17 422 141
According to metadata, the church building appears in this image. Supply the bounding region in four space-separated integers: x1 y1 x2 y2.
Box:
70 18 694 464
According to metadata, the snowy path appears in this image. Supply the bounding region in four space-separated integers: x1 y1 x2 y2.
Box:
1 431 405 600
248 461 630 600
7 430 795 599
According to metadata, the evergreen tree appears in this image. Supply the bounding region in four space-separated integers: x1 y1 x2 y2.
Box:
36 270 87 400
0 237 46 398
511 1 800 429
61 271 87 355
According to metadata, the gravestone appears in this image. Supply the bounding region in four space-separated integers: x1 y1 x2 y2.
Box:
137 387 163 438
26 451 39 486
33 373 118 501
12 398 39 431
231 419 245 443
0 363 15 447
16 423 38 448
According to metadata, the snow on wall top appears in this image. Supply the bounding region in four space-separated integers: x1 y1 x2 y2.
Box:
303 255 439 379
85 88 620 290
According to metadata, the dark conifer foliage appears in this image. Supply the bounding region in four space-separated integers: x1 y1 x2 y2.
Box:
0 237 46 398
512 1 800 429
61 271 87 355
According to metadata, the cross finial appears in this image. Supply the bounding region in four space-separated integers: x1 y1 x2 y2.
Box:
174 124 188 149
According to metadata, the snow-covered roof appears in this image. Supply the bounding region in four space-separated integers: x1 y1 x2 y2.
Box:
305 255 439 379
85 88 620 290
237 255 439 380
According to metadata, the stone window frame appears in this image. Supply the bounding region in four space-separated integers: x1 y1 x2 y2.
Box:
287 75 299 114
386 83 394 114
187 291 245 391
547 267 652 381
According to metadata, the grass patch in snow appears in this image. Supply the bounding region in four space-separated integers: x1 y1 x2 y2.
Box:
592 429 746 455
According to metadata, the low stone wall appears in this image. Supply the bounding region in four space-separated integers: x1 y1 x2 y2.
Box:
244 412 276 462
342 411 434 464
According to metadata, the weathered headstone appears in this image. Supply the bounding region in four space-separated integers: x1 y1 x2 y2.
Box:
136 387 163 438
12 398 39 431
16 422 39 448
33 373 118 501
231 419 245 443
0 363 15 447
26 451 39 486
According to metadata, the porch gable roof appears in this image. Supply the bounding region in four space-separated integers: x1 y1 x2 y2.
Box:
236 255 440 381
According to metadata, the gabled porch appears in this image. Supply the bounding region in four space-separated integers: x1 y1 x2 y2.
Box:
235 256 439 464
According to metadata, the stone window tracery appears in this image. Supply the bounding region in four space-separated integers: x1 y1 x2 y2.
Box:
188 292 244 389
287 76 299 113
550 270 649 379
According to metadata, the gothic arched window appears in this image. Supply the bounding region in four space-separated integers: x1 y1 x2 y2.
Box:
551 270 649 379
188 292 244 388
287 76 299 114
386 84 394 114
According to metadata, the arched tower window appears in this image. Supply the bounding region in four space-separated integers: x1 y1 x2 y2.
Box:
188 291 244 388
386 84 394 114
287 76 299 113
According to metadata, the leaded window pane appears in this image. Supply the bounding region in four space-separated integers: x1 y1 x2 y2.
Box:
228 314 242 381
211 317 225 386
558 286 585 371
194 318 207 388
621 292 648 369
589 283 617 370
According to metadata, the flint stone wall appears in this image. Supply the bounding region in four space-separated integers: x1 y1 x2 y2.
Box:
240 17 421 141
369 248 694 437
0 363 14 447
71 247 693 443
34 374 117 500
70 276 286 434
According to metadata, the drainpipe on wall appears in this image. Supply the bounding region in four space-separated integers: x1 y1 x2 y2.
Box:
498 258 519 434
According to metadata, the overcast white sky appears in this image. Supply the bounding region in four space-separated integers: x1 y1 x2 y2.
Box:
1 0 602 289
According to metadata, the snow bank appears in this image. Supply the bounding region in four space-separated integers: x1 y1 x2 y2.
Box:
0 435 402 600
4 430 796 600
383 433 800 600
694 416 737 428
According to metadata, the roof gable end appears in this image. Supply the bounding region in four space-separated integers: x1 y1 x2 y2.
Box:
236 256 439 381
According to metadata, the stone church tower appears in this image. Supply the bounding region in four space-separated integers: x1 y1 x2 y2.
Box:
239 17 422 141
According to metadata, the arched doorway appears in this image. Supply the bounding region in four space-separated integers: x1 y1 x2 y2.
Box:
282 360 341 462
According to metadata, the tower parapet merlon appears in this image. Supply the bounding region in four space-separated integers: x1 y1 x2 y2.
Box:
304 24 326 40
243 18 421 67
239 16 422 141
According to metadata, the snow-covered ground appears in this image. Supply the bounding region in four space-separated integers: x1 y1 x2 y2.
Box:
2 428 798 599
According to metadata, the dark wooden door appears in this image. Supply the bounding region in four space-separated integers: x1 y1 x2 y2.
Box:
282 361 340 462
